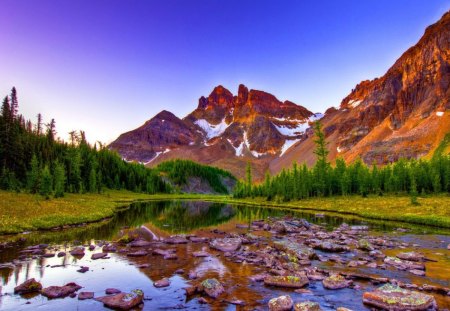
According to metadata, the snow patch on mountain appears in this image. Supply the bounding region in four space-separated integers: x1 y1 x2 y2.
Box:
280 139 300 156
195 118 230 139
227 139 244 156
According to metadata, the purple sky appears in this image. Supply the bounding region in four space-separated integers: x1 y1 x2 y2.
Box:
0 1 449 143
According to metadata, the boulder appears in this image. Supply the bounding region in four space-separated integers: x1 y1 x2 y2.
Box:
314 241 349 252
396 251 426 262
154 278 170 288
322 274 351 289
91 253 108 260
14 278 42 294
274 240 316 260
357 239 374 251
164 236 189 244
41 282 82 298
384 256 425 270
127 239 152 247
201 278 224 298
264 275 309 288
126 250 148 257
363 284 437 310
294 301 322 311
96 289 144 310
69 247 85 257
268 295 294 311
78 291 94 300
210 238 242 252
105 288 121 294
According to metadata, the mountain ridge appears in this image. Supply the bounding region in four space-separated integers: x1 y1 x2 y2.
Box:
110 10 450 180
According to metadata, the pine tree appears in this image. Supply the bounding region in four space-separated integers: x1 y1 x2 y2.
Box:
88 167 97 192
245 162 252 195
27 154 40 193
40 165 53 199
10 87 18 120
312 121 329 196
53 161 66 198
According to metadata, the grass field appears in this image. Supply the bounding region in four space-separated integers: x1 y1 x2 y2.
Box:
0 190 449 234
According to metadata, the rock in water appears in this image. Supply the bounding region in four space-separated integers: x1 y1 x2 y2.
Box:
154 278 170 288
91 252 108 260
41 282 82 298
294 301 323 311
78 291 94 300
96 289 144 310
264 275 309 288
14 278 42 294
201 278 224 298
363 284 437 311
209 238 242 252
69 247 85 257
268 295 294 311
322 274 352 289
357 239 374 251
396 251 426 262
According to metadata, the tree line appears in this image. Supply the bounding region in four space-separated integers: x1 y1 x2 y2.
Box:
0 87 170 198
234 122 450 201
156 159 236 194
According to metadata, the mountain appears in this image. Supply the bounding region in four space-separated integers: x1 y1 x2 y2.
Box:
110 11 450 180
271 10 450 173
109 85 321 180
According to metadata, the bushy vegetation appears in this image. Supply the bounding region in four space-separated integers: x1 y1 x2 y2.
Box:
234 121 450 201
156 159 236 194
0 87 170 197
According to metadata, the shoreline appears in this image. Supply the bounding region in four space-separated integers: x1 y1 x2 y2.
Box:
0 190 449 235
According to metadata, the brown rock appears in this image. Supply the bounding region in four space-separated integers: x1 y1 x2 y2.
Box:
78 291 94 300
91 252 108 260
201 278 224 298
14 278 42 294
154 278 170 288
294 301 322 311
322 274 352 290
41 282 82 298
268 295 294 311
264 275 309 288
210 238 242 252
96 289 144 310
363 284 437 310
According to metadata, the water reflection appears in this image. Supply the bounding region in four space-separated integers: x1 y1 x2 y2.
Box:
0 200 449 310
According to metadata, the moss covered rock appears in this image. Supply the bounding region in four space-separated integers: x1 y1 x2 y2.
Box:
264 275 309 288
363 284 437 310
268 295 293 311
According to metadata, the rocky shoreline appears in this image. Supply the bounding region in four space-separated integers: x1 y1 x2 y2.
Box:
0 216 449 310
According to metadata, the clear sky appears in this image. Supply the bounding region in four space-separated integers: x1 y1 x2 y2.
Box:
0 1 449 144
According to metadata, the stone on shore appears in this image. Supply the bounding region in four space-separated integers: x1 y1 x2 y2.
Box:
294 301 322 311
322 274 352 290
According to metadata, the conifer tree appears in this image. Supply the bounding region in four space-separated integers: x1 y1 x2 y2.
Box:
27 154 40 193
40 165 53 199
53 161 66 198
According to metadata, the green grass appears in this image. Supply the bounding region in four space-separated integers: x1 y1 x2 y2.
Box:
1 190 449 234
221 195 450 228
0 190 226 234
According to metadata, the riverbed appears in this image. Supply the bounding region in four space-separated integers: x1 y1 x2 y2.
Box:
0 200 449 310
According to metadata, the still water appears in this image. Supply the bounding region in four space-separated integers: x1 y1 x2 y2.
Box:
0 200 449 310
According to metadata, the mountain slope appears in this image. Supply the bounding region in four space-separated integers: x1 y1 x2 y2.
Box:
110 84 320 180
271 10 450 172
111 11 450 180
